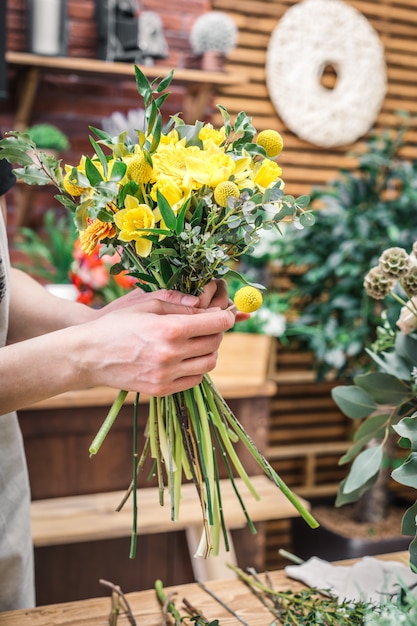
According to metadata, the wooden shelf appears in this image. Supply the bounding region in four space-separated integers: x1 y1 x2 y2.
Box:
6 51 248 128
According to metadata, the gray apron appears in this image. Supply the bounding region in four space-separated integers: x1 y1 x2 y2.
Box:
0 211 35 611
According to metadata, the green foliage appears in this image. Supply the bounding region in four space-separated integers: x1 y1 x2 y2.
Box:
332 332 417 568
14 209 77 284
26 123 70 151
275 118 417 379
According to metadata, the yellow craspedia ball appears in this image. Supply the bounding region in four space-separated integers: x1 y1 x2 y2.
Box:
213 181 240 208
256 129 284 158
125 153 153 183
63 171 84 197
233 286 263 313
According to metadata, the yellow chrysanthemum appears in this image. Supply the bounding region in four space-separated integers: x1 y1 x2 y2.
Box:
234 286 263 313
79 220 117 255
152 142 199 190
159 129 180 145
199 124 226 147
256 130 284 158
252 159 282 190
186 150 236 188
124 151 153 183
214 181 240 208
114 195 156 257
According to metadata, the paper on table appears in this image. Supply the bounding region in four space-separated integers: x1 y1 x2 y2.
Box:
285 556 417 602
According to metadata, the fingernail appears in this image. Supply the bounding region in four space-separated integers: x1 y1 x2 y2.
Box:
181 294 199 306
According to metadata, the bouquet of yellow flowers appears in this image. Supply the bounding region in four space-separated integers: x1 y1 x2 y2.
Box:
0 67 317 558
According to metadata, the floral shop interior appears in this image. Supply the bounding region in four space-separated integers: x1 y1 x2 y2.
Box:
2 0 417 624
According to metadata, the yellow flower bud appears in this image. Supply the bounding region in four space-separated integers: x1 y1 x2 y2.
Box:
233 286 263 313
214 181 240 208
256 129 283 158
125 153 153 183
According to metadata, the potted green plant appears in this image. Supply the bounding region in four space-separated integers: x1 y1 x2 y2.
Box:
328 241 417 569
26 123 70 152
274 117 417 381
14 208 78 298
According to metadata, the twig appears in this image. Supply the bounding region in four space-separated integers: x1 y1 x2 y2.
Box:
100 579 137 626
197 579 250 626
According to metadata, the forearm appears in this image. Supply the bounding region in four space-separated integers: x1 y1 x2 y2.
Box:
0 324 91 413
7 268 95 343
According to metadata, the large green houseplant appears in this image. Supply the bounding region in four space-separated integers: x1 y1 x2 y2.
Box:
275 117 417 380
332 242 417 569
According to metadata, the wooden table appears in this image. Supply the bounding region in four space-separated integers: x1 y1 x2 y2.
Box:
0 552 409 625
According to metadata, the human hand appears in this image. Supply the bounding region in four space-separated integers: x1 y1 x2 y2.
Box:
77 303 236 396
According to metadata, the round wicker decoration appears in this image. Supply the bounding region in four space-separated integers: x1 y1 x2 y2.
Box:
266 0 387 147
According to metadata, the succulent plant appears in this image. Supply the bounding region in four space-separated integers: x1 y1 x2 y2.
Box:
189 11 238 55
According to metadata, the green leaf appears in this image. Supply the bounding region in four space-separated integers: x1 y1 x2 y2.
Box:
355 371 409 405
156 190 176 231
216 104 232 136
331 385 377 419
13 166 52 186
393 415 417 451
339 435 375 466
108 159 126 182
0 149 34 167
335 473 378 506
402 500 417 536
175 198 190 235
89 136 108 177
343 444 383 493
354 412 389 441
134 66 152 100
85 156 104 186
155 70 174 93
299 212 315 228
409 533 417 572
392 452 417 488
149 113 162 153
295 195 310 209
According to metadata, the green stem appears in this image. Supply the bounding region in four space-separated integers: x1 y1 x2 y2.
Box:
129 393 140 559
89 389 128 456
206 375 319 529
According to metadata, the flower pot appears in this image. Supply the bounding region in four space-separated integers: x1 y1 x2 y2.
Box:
291 507 410 562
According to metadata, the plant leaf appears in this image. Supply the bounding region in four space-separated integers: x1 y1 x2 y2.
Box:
392 452 417 488
335 473 378 506
343 444 383 493
393 415 417 451
355 371 409 405
331 385 376 419
402 500 417 536
156 190 176 231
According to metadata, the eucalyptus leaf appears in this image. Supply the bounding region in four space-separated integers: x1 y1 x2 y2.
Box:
335 473 378 506
331 385 376 419
343 444 383 494
402 500 417 536
392 452 417 488
393 415 417 451
355 371 409 405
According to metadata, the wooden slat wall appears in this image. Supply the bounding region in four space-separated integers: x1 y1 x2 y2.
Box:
212 0 417 198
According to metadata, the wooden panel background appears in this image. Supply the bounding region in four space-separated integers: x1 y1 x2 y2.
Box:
211 0 417 198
